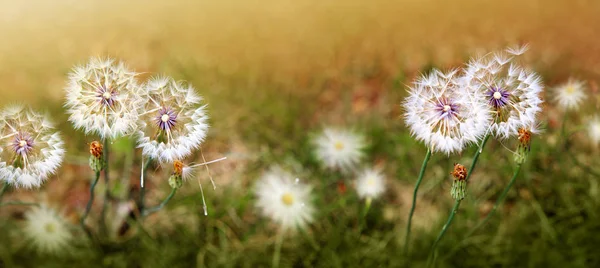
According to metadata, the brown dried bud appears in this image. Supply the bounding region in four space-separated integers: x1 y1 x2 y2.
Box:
518 127 532 151
89 141 103 158
173 160 184 176
451 163 467 181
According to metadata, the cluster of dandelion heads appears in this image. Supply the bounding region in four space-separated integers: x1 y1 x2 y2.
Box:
0 106 64 188
313 128 366 172
24 205 72 255
255 167 314 230
404 69 491 154
64 57 142 140
553 79 587 111
137 77 209 163
355 168 385 200
461 45 544 139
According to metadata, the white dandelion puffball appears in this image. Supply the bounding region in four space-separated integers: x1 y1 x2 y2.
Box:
553 79 586 111
588 116 600 146
355 168 385 200
64 57 142 140
404 69 491 154
314 128 365 172
24 206 72 255
0 106 65 188
137 77 209 163
255 168 314 230
461 45 544 139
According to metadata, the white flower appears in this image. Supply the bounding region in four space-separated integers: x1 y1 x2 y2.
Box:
461 46 544 139
137 77 209 163
588 116 600 146
404 69 491 154
314 128 365 172
24 205 72 255
64 57 142 140
0 106 65 188
255 167 314 230
553 79 586 110
355 168 385 200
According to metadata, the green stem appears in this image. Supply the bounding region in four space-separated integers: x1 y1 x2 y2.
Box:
359 198 373 233
404 148 432 254
464 163 522 239
100 139 110 236
0 183 9 203
139 158 152 215
142 188 177 217
428 134 490 266
0 201 39 207
80 171 101 228
272 230 284 268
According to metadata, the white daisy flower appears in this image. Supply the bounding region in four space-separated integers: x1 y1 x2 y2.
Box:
0 106 65 188
64 57 142 140
404 69 491 154
355 168 385 200
314 128 365 172
136 77 209 163
461 46 544 139
24 205 72 255
255 167 314 230
553 79 586 110
588 116 600 146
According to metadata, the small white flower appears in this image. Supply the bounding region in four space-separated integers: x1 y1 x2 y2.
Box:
255 167 314 230
24 205 72 255
355 168 385 200
404 69 491 154
0 106 65 188
588 116 600 146
461 47 544 139
137 77 209 163
314 128 365 172
64 57 142 139
553 79 586 110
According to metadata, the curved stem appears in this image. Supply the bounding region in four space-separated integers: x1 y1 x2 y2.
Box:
464 163 522 238
272 230 284 268
100 139 110 236
428 134 490 266
0 183 9 203
80 171 101 227
142 188 177 217
404 148 432 254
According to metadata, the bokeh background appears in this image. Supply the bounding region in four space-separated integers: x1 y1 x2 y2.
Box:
1 0 600 267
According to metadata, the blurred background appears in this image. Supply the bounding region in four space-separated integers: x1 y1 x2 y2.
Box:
1 0 600 267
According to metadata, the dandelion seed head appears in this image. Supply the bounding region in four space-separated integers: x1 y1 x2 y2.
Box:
314 128 365 172
24 206 72 255
553 79 586 111
355 168 385 200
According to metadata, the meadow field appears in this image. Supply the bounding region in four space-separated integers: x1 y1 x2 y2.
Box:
0 0 600 267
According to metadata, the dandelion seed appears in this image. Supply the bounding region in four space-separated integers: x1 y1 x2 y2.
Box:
355 168 385 200
553 79 586 111
137 77 209 163
404 69 491 154
24 205 72 255
314 128 365 172
255 167 314 230
64 57 142 139
0 106 64 188
172 157 227 216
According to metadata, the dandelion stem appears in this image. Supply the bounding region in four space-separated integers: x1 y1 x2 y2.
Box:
404 148 432 255
80 171 101 227
100 139 110 236
272 230 285 268
142 188 177 217
359 198 372 233
427 134 490 266
0 183 9 203
464 163 522 239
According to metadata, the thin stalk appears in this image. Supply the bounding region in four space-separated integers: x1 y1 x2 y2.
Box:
404 148 432 254
80 171 102 227
428 134 490 266
272 230 285 268
359 198 373 233
142 188 177 217
139 158 153 215
0 183 9 203
465 164 522 238
100 139 110 236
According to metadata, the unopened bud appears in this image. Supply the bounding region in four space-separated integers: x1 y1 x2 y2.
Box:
515 128 532 164
89 141 103 159
450 163 467 200
88 141 104 172
168 174 183 189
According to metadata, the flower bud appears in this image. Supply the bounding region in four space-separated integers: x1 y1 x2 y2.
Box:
450 163 467 200
88 141 104 172
168 174 183 189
